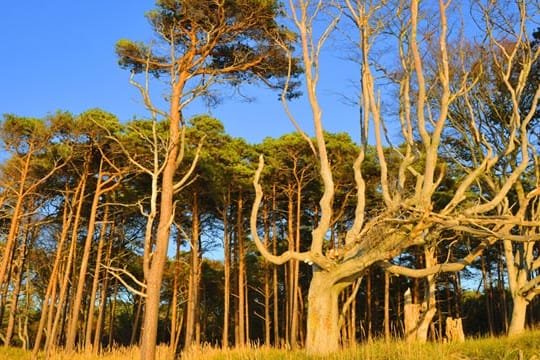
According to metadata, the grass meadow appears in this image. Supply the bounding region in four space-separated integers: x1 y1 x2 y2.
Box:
2 330 540 359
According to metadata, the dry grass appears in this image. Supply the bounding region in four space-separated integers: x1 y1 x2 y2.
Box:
3 331 540 360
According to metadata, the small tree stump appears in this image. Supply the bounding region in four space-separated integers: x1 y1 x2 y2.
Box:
445 317 465 342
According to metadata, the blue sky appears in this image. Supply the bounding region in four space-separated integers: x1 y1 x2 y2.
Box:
1 1 363 144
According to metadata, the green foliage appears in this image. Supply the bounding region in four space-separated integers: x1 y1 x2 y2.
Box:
115 0 301 99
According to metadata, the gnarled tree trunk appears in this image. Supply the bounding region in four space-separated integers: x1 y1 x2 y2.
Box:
305 272 347 354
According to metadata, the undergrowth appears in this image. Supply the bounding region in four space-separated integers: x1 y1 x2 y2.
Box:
2 330 539 359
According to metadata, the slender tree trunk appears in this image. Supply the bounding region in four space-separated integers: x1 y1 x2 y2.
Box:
272 185 279 346
286 188 297 348
480 256 495 335
263 204 271 346
221 190 231 348
366 268 372 340
4 235 27 346
384 271 390 341
170 232 181 353
0 148 32 295
85 205 109 352
67 156 113 352
130 293 143 346
32 183 78 359
93 223 114 351
108 279 119 348
237 195 246 347
47 170 88 355
185 192 201 348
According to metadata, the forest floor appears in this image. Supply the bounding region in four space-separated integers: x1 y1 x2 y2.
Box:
2 330 540 359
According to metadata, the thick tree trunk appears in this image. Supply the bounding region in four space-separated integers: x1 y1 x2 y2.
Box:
508 295 528 336
305 272 345 355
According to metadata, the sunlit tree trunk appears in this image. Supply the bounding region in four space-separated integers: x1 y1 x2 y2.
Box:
4 227 28 346
221 189 231 348
66 156 119 352
272 185 280 346
185 192 201 347
237 194 246 346
262 203 271 346
384 272 390 341
47 163 88 356
169 231 182 353
32 183 78 358
93 221 115 351
305 272 348 354
84 205 110 353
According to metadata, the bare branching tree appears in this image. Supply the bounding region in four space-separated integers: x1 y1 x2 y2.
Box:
251 0 540 354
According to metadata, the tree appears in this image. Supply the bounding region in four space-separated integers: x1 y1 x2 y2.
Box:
251 0 540 354
115 1 298 358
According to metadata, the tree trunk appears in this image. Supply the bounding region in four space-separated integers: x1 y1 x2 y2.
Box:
47 171 88 355
66 157 105 352
170 232 181 353
0 148 32 294
272 185 279 346
366 269 372 340
221 193 231 348
445 317 465 342
4 236 26 346
85 205 109 352
237 195 246 347
480 256 495 335
384 271 390 341
508 295 528 336
414 247 437 342
305 272 345 355
140 95 183 360
263 204 271 346
185 192 201 348
94 223 114 351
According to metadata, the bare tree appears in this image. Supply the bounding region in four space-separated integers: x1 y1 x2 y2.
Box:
251 0 540 354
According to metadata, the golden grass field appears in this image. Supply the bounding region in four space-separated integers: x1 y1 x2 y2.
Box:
2 330 540 359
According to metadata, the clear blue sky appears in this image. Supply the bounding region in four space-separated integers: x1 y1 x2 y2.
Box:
1 1 362 144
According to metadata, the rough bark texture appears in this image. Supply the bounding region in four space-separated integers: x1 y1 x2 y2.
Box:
508 295 528 336
305 272 343 355
445 317 465 342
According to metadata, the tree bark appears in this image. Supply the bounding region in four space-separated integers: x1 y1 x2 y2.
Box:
305 272 346 355
221 190 231 348
66 158 107 353
237 195 246 347
85 205 109 352
184 192 201 348
445 317 465 342
508 295 528 336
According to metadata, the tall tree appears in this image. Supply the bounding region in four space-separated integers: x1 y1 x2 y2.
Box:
115 1 298 358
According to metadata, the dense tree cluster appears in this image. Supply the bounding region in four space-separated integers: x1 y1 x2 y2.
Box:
1 0 540 359
0 110 539 354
